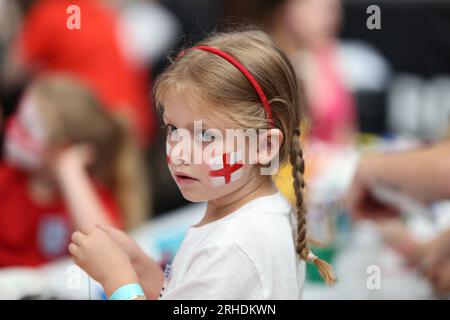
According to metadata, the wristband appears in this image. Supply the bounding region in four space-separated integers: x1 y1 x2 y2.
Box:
109 283 145 300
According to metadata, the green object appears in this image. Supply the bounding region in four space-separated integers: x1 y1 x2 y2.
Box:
306 245 336 284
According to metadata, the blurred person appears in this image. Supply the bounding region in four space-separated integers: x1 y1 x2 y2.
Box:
226 0 357 144
68 30 335 300
224 0 358 205
347 140 450 296
1 0 156 146
0 74 149 267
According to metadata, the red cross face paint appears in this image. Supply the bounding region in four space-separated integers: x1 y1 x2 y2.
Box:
208 150 244 187
4 96 48 170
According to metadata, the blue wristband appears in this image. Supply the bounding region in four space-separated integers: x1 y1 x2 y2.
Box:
109 283 145 300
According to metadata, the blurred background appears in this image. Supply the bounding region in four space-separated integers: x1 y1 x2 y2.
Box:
1 0 450 299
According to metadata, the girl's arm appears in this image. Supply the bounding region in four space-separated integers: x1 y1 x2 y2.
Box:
98 225 165 299
54 145 113 231
69 227 141 298
70 227 164 300
132 251 165 299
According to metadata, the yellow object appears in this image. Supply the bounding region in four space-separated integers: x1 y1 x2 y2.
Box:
274 163 296 204
274 123 313 205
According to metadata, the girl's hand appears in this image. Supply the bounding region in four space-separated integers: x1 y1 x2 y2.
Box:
96 225 145 264
97 225 165 298
69 226 139 297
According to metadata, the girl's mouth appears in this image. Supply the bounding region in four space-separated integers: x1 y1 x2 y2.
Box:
175 173 198 185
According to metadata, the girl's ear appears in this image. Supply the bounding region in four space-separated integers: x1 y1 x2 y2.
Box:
257 129 283 166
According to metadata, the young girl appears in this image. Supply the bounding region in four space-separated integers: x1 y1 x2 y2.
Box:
0 75 149 267
69 29 335 300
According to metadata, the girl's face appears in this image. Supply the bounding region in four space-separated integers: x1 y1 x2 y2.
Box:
4 94 49 171
161 90 261 202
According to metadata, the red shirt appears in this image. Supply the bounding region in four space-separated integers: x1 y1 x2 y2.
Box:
14 0 155 146
0 162 122 267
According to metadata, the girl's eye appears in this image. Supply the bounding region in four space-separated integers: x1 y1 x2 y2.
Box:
165 124 178 136
195 130 215 142
162 124 180 140
168 124 177 133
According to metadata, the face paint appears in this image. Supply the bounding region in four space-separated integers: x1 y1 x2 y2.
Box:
166 142 172 164
208 150 244 187
4 96 48 170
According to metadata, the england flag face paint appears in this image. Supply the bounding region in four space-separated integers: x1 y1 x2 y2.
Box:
4 96 48 170
208 150 244 187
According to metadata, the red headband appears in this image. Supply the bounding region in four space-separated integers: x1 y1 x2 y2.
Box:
179 46 275 128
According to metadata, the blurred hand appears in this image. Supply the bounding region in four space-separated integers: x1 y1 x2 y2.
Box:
69 226 138 296
423 259 450 297
377 219 420 262
346 159 400 221
415 230 450 296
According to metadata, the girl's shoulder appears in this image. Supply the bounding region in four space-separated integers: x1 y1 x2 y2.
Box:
230 207 294 245
183 192 294 258
199 195 294 251
231 192 294 232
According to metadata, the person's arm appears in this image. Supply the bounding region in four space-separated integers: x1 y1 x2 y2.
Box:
53 145 113 231
348 140 450 219
131 251 165 299
98 225 164 299
357 141 450 202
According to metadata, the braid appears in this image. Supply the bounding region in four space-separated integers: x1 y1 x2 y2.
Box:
289 128 336 285
290 129 308 259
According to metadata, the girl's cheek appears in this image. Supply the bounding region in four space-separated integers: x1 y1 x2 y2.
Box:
166 142 172 166
206 150 244 187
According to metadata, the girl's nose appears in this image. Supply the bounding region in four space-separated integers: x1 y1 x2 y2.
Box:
171 140 192 165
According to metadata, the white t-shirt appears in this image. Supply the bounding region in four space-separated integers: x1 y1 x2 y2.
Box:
159 191 306 299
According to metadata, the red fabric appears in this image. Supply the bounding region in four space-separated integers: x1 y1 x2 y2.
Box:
0 162 122 267
14 0 155 146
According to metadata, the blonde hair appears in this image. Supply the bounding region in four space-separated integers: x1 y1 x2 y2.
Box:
29 74 150 230
153 28 336 284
